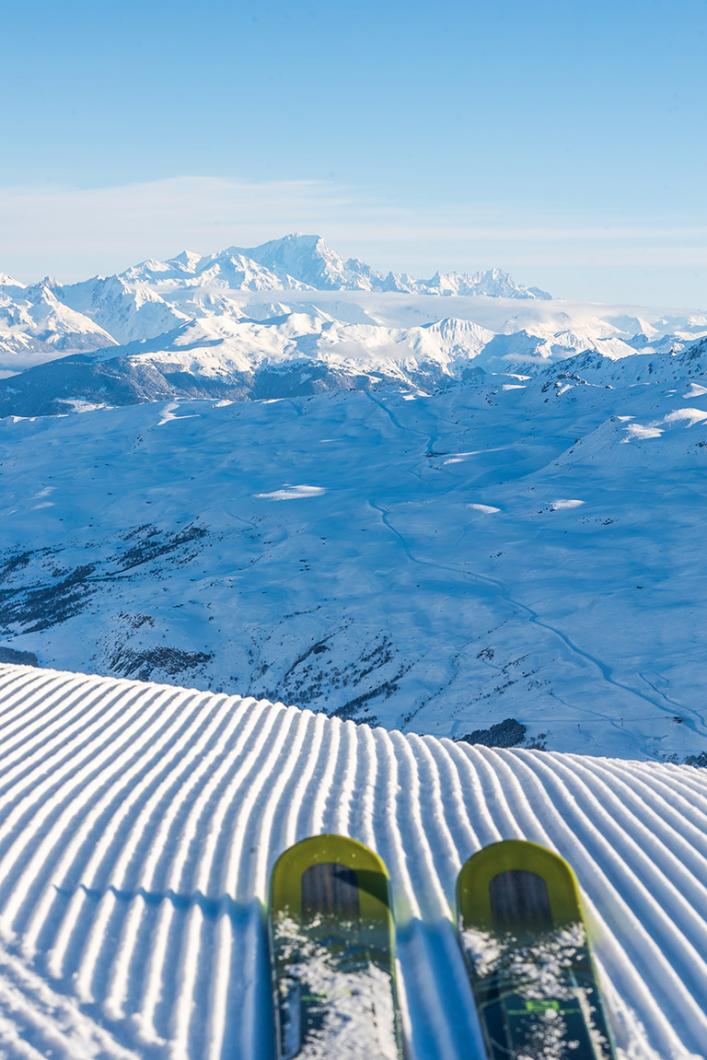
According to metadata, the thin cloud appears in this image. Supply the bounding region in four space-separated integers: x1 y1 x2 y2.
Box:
0 176 704 301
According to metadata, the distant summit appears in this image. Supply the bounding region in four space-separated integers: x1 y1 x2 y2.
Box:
233 234 553 298
113 234 551 299
418 266 551 300
0 272 25 289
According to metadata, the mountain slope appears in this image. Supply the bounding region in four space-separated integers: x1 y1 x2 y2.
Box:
0 282 116 370
1 307 703 419
232 234 362 290
1 365 706 762
52 275 190 344
0 662 703 1059
0 312 497 415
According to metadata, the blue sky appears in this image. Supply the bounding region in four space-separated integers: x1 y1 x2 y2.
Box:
1 0 706 304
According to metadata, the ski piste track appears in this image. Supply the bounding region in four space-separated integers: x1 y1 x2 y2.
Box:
0 664 705 1060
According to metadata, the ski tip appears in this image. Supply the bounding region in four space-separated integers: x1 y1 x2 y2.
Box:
272 834 390 879
270 834 392 922
457 838 584 931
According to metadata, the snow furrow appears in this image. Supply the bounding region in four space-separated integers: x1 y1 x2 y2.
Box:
522 751 707 1006
492 749 685 1057
502 749 707 1056
578 755 707 872
406 734 464 900
0 663 704 1060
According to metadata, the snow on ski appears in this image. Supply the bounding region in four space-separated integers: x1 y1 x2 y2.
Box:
269 835 403 1059
457 840 615 1059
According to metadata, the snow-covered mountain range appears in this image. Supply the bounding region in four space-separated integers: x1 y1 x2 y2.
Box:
121 234 553 298
2 302 706 417
2 234 705 412
0 234 557 375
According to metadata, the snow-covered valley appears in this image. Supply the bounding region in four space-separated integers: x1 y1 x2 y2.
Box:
1 333 707 761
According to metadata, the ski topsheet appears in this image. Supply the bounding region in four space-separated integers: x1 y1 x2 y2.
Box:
457 839 615 1059
269 834 403 1059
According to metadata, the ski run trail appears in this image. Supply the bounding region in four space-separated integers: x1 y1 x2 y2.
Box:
0 663 705 1060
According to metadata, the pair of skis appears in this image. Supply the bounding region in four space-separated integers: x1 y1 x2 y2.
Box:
268 835 615 1059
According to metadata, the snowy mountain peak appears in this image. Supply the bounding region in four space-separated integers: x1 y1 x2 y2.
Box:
238 233 363 291
421 267 551 300
25 277 62 302
120 252 203 284
0 272 24 289
379 270 416 293
52 273 190 345
0 277 117 367
422 316 494 343
196 246 311 291
171 249 202 272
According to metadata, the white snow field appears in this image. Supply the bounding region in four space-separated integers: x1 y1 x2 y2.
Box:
2 351 707 761
0 663 705 1059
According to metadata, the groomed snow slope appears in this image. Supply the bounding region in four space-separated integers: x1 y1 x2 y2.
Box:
0 664 705 1060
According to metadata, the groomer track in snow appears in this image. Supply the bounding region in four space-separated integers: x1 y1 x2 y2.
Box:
0 663 705 1059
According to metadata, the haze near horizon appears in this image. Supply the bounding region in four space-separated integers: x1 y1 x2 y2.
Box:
1 0 706 305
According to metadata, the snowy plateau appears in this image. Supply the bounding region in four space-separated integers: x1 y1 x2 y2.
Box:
0 234 707 766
